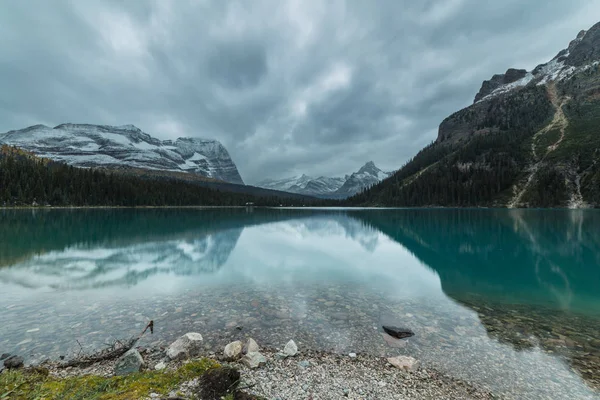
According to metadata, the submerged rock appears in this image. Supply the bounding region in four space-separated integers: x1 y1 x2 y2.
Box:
0 353 10 360
166 332 203 360
381 332 408 348
382 326 414 339
387 355 420 371
114 349 144 375
224 341 243 360
3 355 24 369
241 352 267 369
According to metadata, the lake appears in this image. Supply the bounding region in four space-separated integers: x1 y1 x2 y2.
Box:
0 208 599 399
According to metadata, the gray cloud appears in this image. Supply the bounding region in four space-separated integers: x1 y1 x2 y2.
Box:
1 0 599 183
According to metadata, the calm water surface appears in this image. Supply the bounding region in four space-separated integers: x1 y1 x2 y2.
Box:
0 208 599 399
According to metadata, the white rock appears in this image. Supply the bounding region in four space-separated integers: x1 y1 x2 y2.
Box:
387 356 420 372
166 332 203 361
349 353 357 358
224 340 243 360
154 361 167 370
114 349 144 376
283 340 298 357
241 352 267 369
243 338 260 354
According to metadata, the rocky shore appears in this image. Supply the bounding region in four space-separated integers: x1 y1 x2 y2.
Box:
1 332 495 400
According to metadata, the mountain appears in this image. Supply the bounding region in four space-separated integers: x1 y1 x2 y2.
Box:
255 161 391 198
0 123 244 184
334 161 392 197
349 21 600 208
256 174 346 196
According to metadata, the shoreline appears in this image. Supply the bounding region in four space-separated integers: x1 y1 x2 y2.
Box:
4 342 496 400
1 205 597 210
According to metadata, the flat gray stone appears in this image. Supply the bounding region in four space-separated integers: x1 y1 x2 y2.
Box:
166 332 203 361
387 355 419 372
241 352 267 369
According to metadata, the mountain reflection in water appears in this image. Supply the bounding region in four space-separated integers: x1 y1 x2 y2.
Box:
0 208 598 398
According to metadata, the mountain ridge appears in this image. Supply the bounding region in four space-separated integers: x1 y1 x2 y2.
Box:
255 161 392 198
0 123 245 185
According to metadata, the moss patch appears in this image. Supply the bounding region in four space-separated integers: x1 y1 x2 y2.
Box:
0 358 219 400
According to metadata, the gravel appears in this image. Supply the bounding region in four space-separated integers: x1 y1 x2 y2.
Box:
237 350 495 400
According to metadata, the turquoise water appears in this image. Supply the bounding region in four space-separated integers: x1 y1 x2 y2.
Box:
0 208 598 399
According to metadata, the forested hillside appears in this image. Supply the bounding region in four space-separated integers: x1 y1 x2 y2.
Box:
348 23 600 208
0 146 316 207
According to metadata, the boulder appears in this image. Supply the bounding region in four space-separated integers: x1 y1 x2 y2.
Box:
387 355 420 372
114 349 144 376
382 326 414 339
243 338 260 354
241 352 267 369
224 341 243 360
283 340 298 357
166 332 203 361
3 355 24 369
154 361 167 370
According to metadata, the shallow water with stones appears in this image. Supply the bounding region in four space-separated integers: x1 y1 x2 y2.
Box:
0 208 599 399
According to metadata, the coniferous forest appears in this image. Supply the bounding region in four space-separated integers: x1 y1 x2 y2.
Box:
0 147 316 207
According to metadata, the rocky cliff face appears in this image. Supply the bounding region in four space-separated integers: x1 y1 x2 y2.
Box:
0 124 244 184
350 21 600 208
474 68 528 102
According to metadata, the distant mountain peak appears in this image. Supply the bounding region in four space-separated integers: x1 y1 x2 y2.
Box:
256 161 391 198
358 161 380 174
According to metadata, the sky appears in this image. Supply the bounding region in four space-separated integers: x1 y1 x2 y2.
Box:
1 1 599 184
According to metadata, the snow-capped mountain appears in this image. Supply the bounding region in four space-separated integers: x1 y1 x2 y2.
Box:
474 26 600 103
256 174 346 197
0 123 244 184
255 161 391 198
334 161 392 197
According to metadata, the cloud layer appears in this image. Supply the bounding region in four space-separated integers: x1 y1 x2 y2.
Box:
1 0 599 182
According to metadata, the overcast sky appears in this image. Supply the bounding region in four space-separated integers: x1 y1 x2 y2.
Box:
1 1 599 183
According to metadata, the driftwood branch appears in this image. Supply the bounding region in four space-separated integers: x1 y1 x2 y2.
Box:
58 320 154 369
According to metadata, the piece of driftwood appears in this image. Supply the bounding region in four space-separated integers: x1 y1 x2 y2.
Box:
57 320 154 369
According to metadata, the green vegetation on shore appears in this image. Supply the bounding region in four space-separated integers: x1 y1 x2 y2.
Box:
0 359 219 400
